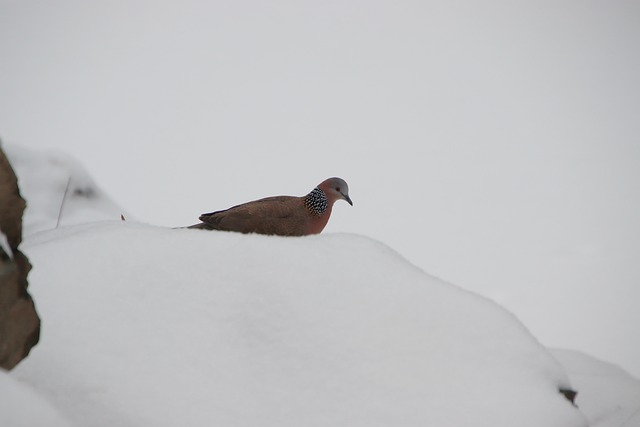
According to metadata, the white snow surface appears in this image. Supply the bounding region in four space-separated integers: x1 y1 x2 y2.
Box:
0 370 72 427
13 221 584 427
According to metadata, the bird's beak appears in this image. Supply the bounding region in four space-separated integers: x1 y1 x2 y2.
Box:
343 194 353 206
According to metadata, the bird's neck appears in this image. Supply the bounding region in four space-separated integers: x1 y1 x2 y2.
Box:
304 187 328 216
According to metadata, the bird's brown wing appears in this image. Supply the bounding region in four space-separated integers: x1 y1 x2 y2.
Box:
196 196 309 236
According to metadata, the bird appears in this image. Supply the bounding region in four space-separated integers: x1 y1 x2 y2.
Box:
188 177 352 236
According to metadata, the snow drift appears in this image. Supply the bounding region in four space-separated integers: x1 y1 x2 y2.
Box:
10 221 585 427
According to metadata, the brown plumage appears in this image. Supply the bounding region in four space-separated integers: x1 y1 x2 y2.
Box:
188 177 352 236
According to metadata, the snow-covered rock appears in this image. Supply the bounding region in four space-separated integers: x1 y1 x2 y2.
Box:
4 145 125 236
12 222 586 427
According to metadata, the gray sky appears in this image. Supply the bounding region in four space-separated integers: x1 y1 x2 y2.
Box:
1 0 639 376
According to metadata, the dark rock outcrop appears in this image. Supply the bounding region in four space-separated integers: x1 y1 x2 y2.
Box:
0 144 40 370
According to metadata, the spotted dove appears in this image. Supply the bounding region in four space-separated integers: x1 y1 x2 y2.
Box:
188 177 352 236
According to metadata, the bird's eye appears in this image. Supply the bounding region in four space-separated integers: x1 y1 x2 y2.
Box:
335 187 340 191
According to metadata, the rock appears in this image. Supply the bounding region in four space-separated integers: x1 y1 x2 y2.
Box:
559 388 578 405
0 143 40 370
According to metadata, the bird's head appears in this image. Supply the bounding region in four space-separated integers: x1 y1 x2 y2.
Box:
318 177 353 206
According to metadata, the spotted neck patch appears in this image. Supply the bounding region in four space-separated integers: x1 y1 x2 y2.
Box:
304 187 328 216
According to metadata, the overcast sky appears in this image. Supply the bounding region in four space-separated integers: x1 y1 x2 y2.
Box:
1 0 639 376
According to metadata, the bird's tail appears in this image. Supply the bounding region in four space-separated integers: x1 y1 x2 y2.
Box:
184 223 215 230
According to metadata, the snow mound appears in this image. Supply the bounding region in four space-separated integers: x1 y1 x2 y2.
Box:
3 145 125 236
0 370 72 427
13 222 585 427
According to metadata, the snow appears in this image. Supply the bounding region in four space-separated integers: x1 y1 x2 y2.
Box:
12 221 585 427
4 145 126 235
0 231 12 258
0 370 72 427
